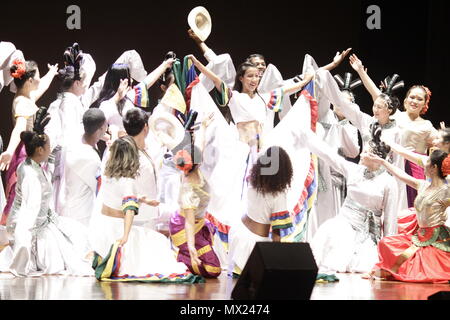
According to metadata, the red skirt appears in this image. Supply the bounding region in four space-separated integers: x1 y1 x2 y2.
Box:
373 225 450 283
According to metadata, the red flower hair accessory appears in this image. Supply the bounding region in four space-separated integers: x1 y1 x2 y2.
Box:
442 155 450 177
11 59 26 79
174 149 193 174
420 85 432 115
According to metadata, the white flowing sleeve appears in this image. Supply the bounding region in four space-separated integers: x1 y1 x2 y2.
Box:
315 68 374 133
9 169 42 275
382 176 399 236
301 128 356 178
339 122 360 159
199 52 236 92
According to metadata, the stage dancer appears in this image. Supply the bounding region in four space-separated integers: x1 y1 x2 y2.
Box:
370 149 450 283
169 112 222 278
60 109 107 226
314 67 408 213
228 146 293 274
88 135 199 283
308 72 361 241
90 54 174 142
0 58 58 225
304 123 398 274
0 108 93 277
187 54 314 149
123 108 161 230
349 54 438 207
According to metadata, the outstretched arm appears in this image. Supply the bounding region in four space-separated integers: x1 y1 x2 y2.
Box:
30 63 59 102
188 55 223 92
367 154 421 190
349 54 381 102
383 137 429 168
142 58 174 89
282 72 314 96
188 29 216 62
320 48 352 72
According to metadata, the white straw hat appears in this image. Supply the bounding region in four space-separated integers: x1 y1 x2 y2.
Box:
148 111 185 150
188 6 212 42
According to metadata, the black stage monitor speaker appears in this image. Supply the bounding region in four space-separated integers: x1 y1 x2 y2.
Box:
231 242 318 300
428 291 450 300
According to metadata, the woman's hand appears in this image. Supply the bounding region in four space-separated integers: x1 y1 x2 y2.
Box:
332 48 352 68
117 235 128 247
47 63 59 77
115 78 130 102
349 54 366 73
139 196 160 207
366 152 385 165
188 244 202 267
164 58 175 70
188 29 203 44
0 152 12 171
187 54 199 67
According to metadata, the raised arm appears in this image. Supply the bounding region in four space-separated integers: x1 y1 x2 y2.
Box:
367 154 421 190
29 63 59 102
349 54 381 102
188 55 223 93
383 137 429 168
282 72 314 96
141 58 174 89
320 48 352 72
188 29 216 62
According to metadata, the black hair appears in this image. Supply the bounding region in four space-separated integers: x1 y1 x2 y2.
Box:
10 61 38 89
246 54 266 63
233 61 266 105
250 146 293 195
83 109 106 136
123 108 150 137
20 131 47 157
378 93 400 115
430 149 448 179
369 122 391 159
89 63 131 114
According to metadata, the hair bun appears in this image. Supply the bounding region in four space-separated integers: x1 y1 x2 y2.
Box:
20 131 36 144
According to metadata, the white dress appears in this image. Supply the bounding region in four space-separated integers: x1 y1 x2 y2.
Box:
228 187 289 272
0 158 93 277
302 130 398 273
315 68 407 213
88 176 188 277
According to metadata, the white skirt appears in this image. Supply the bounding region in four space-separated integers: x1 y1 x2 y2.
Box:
0 217 93 277
228 218 271 272
88 213 188 277
310 214 379 274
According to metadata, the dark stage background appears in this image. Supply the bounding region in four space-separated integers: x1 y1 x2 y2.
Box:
1 0 449 149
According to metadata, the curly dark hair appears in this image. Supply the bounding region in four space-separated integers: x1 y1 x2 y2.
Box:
249 146 293 195
369 122 391 159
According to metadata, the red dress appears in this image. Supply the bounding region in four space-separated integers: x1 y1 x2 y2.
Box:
373 182 450 283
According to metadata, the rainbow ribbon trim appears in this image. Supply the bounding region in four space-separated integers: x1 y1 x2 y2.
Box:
92 241 204 283
267 88 284 112
270 210 293 230
205 212 230 252
132 82 149 108
121 196 140 215
281 85 319 242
